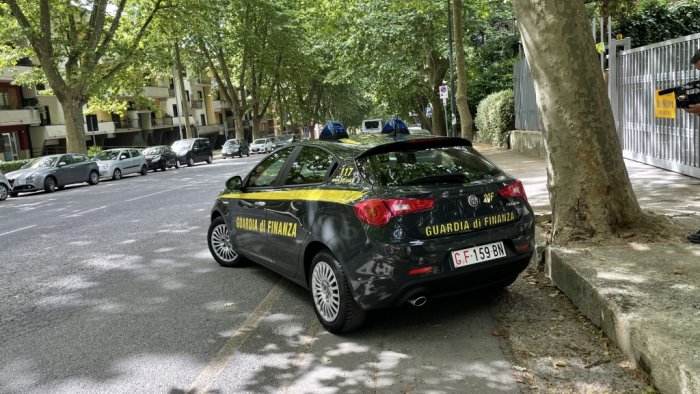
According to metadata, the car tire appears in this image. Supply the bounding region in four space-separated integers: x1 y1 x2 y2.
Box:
206 154 213 164
238 151 243 158
113 168 122 180
88 170 99 185
140 165 148 175
187 156 195 167
160 161 167 171
0 184 8 201
174 160 180 169
207 216 243 267
44 177 57 193
309 251 366 334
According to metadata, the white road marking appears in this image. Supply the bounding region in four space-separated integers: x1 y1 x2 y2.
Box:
188 280 287 392
0 225 37 237
62 205 107 218
124 185 192 202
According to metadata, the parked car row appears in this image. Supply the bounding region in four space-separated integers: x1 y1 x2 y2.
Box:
1 138 215 198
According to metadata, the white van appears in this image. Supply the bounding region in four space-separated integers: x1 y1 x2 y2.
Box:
361 119 384 134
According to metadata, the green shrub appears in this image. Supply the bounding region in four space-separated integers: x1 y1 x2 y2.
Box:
87 145 103 158
474 89 515 146
0 159 31 173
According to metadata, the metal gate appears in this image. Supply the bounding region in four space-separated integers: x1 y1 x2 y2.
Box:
514 33 700 178
612 33 700 178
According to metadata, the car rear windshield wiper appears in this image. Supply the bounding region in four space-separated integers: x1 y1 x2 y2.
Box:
403 173 470 185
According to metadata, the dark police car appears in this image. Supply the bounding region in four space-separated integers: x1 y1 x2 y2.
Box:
207 129 534 333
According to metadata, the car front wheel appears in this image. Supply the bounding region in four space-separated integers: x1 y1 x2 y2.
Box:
174 160 180 169
187 156 194 167
207 217 243 267
88 170 99 185
206 154 213 164
309 251 366 334
0 184 8 201
140 165 148 175
44 177 57 193
113 168 122 180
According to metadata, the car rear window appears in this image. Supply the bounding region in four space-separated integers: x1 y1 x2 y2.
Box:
357 146 501 187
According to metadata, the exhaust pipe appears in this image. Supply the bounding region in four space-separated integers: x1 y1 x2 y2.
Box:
407 295 428 307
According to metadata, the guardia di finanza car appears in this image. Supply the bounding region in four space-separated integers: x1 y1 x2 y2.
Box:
207 134 535 333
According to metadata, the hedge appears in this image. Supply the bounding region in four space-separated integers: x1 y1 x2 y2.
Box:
474 89 515 146
0 160 31 173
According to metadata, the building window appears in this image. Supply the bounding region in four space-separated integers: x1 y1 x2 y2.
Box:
0 91 9 110
198 91 203 100
172 104 178 117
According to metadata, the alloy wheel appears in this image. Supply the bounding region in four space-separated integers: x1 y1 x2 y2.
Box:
311 261 340 322
210 223 237 262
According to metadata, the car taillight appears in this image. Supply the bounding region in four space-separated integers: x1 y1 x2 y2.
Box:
498 180 528 201
354 198 435 227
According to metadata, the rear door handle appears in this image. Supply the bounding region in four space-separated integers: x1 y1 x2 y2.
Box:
254 201 266 207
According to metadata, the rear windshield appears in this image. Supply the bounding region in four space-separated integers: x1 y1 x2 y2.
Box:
357 146 501 187
143 146 166 155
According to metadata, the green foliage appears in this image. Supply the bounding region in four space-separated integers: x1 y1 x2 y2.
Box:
87 145 103 159
0 159 31 173
614 0 700 47
474 89 514 146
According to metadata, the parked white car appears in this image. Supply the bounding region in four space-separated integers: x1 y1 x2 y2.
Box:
250 138 274 154
0 170 11 201
93 148 148 180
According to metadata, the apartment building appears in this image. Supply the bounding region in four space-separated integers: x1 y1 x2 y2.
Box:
0 65 41 161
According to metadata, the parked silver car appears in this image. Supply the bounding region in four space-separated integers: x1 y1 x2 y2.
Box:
93 148 148 180
250 137 274 154
5 154 100 196
0 170 12 201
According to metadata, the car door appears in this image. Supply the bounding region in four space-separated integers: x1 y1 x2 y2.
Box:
56 154 78 184
71 154 91 182
265 146 337 276
117 149 133 174
230 147 294 268
130 149 143 173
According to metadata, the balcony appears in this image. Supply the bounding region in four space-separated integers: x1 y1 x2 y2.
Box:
1 66 34 82
114 118 141 131
0 108 41 126
189 100 203 109
142 86 169 99
151 117 174 128
197 124 221 135
85 121 116 134
213 100 231 111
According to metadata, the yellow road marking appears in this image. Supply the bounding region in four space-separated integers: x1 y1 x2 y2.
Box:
187 280 287 393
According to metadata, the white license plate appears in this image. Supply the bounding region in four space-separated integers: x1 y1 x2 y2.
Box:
451 241 507 268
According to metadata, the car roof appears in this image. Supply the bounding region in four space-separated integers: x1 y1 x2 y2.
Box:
292 134 471 160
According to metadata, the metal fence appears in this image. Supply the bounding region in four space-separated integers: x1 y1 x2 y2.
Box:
514 33 700 178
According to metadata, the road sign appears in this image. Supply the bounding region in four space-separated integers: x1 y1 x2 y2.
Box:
425 106 432 116
439 85 448 99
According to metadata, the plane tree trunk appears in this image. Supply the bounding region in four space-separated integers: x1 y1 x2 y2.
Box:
511 0 662 244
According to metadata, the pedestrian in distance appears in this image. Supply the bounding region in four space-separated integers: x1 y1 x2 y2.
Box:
686 48 700 244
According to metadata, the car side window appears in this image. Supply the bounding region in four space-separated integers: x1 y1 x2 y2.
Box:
247 147 294 188
284 147 335 186
130 149 141 157
72 154 86 163
120 150 131 159
59 155 73 165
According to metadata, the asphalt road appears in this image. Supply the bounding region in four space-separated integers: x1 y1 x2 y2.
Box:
0 156 519 394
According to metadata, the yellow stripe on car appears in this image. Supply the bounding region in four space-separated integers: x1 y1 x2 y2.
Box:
219 189 366 204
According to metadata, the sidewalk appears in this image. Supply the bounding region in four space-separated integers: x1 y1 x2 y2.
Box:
479 145 700 394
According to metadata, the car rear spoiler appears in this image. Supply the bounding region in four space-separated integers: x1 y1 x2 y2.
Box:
354 137 472 159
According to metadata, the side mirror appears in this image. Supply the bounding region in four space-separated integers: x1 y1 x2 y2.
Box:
58 162 67 167
225 175 243 191
120 155 127 160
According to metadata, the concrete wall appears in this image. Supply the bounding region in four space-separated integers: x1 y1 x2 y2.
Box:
509 130 546 158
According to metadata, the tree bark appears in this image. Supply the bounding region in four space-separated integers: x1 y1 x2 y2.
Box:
452 0 474 140
62 96 87 154
511 0 655 244
174 43 192 139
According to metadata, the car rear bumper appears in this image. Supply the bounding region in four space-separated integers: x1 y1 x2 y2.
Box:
344 218 535 310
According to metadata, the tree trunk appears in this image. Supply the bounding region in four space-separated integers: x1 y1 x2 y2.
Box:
62 96 87 154
511 0 656 244
452 0 474 140
429 96 447 136
174 43 192 139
